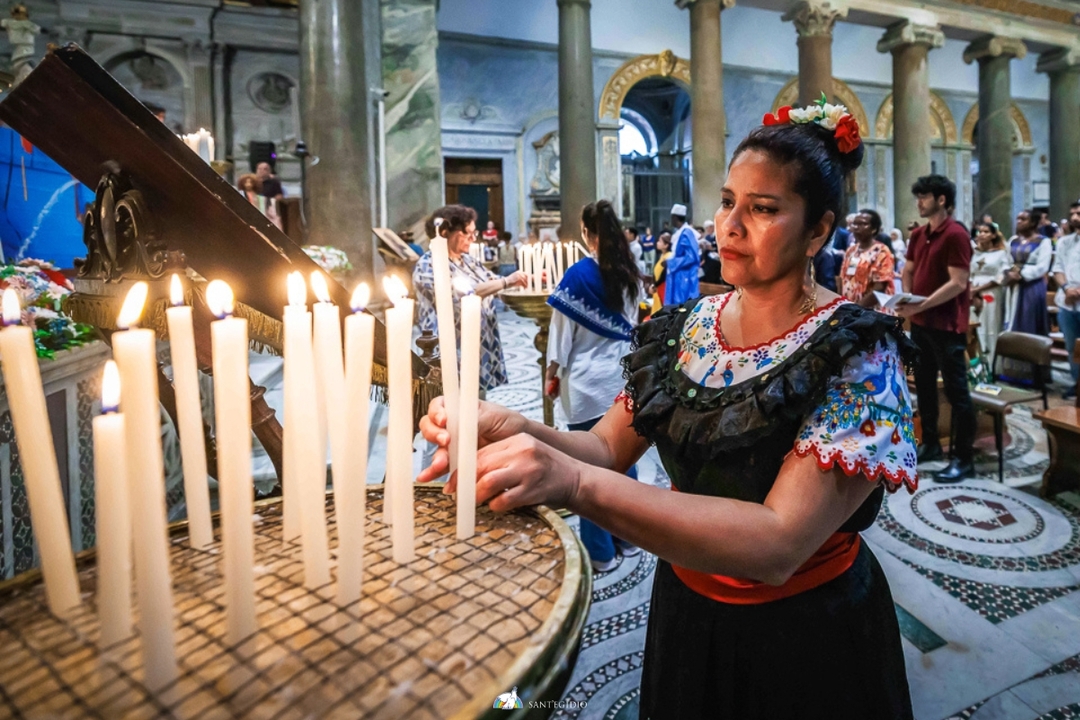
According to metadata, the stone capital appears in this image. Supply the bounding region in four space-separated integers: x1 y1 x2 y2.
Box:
876 21 944 54
556 0 591 7
782 1 847 38
963 35 1027 65
1036 47 1080 74
675 0 735 10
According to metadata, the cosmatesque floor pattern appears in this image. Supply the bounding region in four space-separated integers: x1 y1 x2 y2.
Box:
252 308 1080 719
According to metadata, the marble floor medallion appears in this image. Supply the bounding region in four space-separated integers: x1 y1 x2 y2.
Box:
914 487 1045 544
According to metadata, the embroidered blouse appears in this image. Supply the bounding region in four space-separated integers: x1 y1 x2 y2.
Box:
839 241 895 305
620 294 919 513
413 251 508 391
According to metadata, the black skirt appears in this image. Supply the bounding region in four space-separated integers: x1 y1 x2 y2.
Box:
639 542 914 720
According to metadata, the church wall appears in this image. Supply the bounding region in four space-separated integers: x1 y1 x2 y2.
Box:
228 49 301 192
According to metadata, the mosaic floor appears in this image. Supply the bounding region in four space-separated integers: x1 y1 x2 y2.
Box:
251 308 1080 719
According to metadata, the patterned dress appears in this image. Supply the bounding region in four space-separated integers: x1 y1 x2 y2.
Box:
621 292 917 719
413 251 508 391
840 240 895 309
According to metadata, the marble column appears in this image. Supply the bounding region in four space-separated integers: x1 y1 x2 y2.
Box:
558 0 597 239
964 36 1026 230
299 0 381 283
878 22 944 230
677 0 732 223
1037 48 1080 221
782 0 846 106
186 41 214 135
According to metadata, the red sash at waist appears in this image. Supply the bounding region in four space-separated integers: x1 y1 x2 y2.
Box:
671 532 861 605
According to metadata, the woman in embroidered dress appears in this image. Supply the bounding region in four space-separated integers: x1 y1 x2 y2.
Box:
839 208 894 310
419 106 916 719
970 221 1011 359
545 199 643 573
412 204 528 395
1002 208 1053 336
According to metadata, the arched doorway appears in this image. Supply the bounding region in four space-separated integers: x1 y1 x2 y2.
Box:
103 50 188 134
597 51 691 226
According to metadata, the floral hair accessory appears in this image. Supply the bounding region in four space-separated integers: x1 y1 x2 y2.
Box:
762 92 862 154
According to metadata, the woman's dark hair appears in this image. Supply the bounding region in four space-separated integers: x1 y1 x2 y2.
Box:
976 221 1006 249
425 204 477 239
911 174 956 210
581 200 640 311
731 122 864 240
858 208 882 235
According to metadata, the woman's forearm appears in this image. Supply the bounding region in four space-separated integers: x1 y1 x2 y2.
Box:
475 278 507 297
514 416 618 469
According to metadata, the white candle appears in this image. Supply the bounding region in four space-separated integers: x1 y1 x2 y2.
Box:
282 273 331 588
0 289 81 618
532 246 542 293
382 275 415 563
112 282 178 690
206 281 258 646
429 231 460 480
338 284 374 607
312 271 345 580
94 360 133 647
455 281 480 540
555 242 565 281
165 275 213 550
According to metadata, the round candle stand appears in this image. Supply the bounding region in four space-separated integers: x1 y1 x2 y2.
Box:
0 486 589 719
500 290 555 427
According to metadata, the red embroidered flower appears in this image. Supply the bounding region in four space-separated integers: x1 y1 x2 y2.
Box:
762 105 791 126
834 115 861 153
982 294 995 303
892 427 901 444
859 419 877 437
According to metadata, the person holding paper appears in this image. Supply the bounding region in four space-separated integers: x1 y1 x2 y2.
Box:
1052 200 1080 398
1002 208 1053 336
839 209 894 310
896 174 974 483
413 204 528 394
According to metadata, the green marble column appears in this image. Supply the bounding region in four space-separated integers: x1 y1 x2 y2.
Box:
382 0 444 238
558 0 597 239
1038 48 1080 221
878 22 943 230
783 0 846 106
678 0 731 223
964 36 1026 231
299 0 381 284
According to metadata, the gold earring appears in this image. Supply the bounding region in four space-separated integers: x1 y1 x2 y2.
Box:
799 259 817 314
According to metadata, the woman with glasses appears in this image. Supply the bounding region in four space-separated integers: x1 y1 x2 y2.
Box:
413 204 528 395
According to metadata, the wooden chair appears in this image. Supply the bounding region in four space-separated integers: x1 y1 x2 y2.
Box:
1033 339 1080 496
970 331 1053 482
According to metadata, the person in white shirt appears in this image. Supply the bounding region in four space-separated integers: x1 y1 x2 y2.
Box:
625 226 646 276
546 199 642 572
1053 200 1080 398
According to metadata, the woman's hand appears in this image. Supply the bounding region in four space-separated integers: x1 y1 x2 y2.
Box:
507 271 529 288
474 434 582 512
972 294 984 314
416 397 527 488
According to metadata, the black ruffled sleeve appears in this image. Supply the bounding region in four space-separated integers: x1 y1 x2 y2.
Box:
619 299 918 459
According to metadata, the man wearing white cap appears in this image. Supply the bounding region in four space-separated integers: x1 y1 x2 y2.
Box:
664 203 700 305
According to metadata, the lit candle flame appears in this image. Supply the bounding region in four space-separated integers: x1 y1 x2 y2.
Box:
2 287 21 326
351 282 370 313
452 276 475 296
206 280 235 319
382 275 408 306
310 271 332 304
117 282 149 330
170 274 184 307
101 360 121 413
287 271 307 308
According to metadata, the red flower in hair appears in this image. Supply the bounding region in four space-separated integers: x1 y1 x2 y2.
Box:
762 105 792 126
834 114 861 153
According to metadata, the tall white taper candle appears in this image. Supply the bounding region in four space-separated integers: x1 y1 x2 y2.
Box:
455 281 480 540
383 275 415 563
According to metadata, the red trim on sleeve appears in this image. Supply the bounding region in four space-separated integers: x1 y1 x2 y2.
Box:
790 442 918 494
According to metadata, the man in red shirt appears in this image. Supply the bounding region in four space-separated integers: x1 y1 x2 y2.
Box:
897 175 974 483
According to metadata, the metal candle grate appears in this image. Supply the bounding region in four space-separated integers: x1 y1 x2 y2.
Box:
0 488 577 719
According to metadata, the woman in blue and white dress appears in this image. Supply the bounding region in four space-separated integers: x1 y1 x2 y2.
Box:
545 199 643 572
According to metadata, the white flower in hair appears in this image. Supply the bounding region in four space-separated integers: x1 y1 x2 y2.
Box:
788 107 815 124
820 103 848 130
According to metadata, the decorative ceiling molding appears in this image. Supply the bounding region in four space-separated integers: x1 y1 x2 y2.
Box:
598 50 690 121
873 90 958 145
771 76 870 138
960 102 1034 149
